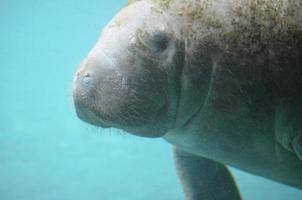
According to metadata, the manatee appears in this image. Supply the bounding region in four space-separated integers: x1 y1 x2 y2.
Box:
72 0 302 199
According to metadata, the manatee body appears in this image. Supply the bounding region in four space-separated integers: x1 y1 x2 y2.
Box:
73 0 302 199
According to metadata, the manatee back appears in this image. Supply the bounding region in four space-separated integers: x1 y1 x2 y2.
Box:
177 0 302 97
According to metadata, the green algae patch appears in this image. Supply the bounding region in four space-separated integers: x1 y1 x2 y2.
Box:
128 0 172 9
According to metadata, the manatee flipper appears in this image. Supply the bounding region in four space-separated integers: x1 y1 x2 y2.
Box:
275 96 302 161
173 147 241 200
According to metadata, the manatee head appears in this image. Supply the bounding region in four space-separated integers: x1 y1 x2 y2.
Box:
73 1 185 137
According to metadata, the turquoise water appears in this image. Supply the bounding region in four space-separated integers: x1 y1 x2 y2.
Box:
1 0 302 199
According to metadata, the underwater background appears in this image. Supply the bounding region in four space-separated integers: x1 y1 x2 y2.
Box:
1 0 302 199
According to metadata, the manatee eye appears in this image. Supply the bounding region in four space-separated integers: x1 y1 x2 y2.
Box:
148 31 170 52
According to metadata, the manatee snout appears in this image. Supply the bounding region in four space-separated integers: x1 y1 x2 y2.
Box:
73 57 118 128
73 49 170 137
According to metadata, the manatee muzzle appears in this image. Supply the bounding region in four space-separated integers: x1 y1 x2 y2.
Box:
72 57 169 135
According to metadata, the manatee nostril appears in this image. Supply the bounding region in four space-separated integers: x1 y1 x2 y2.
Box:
74 70 93 88
82 71 93 85
84 72 91 78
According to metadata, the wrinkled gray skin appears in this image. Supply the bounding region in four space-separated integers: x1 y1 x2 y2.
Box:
73 0 302 199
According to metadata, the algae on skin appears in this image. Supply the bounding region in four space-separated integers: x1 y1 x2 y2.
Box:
128 0 172 10
230 0 302 51
127 0 302 54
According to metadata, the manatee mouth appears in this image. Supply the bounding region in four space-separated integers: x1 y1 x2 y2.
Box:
73 100 110 129
74 96 169 134
72 67 170 137
73 92 170 137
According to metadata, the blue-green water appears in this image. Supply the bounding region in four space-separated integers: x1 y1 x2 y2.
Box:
0 0 302 199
